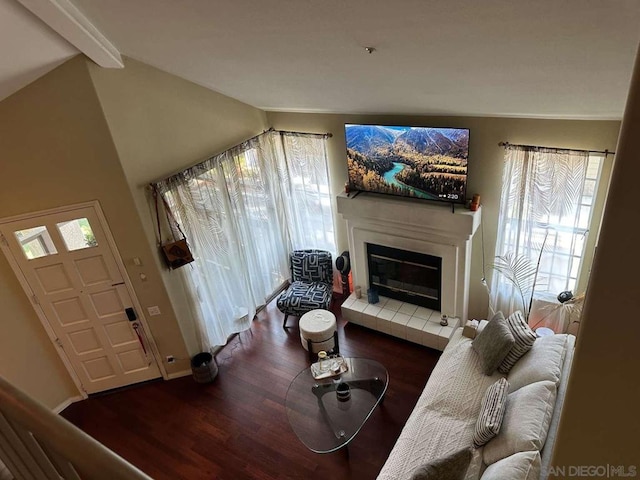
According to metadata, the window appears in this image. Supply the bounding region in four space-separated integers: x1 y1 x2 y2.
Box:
535 156 602 294
57 218 98 251
156 130 335 347
14 226 58 259
492 145 604 316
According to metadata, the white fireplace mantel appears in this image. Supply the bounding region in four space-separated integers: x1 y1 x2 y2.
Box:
337 192 481 322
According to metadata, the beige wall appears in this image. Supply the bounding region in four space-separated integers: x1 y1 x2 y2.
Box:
0 56 188 406
266 112 620 320
552 48 640 469
86 57 269 354
0 256 77 408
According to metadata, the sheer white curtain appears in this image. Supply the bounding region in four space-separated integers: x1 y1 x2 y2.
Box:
275 134 335 252
155 130 335 350
491 145 590 325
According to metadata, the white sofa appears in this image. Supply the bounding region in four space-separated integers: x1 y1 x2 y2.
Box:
377 322 575 480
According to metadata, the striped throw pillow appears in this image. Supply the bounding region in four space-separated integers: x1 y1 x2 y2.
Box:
473 378 509 447
498 311 537 374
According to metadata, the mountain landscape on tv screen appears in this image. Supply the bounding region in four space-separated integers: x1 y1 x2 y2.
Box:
346 125 469 202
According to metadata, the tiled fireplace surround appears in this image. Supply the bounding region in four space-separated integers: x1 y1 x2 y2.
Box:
337 192 481 351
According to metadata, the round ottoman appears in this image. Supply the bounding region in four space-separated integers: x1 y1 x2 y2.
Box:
299 309 337 354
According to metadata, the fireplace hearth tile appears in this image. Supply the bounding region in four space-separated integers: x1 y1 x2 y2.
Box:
376 316 393 335
351 300 369 313
413 307 434 320
342 292 461 351
391 312 411 325
359 312 376 329
398 303 418 316
341 296 355 309
406 325 423 344
421 330 441 350
438 326 455 350
407 316 428 330
384 299 403 311
342 307 360 323
391 326 407 339
376 308 395 321
423 321 442 336
363 304 382 317
407 317 426 344
391 312 411 339
376 296 389 308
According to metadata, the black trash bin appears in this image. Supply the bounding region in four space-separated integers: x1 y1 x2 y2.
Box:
191 352 219 383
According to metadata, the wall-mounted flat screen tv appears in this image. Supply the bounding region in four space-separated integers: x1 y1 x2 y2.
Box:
345 124 469 204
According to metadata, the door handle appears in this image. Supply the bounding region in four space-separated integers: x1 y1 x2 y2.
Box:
131 322 148 355
125 307 137 321
127 308 150 361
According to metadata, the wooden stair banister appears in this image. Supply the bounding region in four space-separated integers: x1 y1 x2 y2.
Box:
0 376 153 480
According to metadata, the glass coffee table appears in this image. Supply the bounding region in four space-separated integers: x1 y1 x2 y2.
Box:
285 357 389 453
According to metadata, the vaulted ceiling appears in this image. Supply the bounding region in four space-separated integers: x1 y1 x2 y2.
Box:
0 0 77 101
2 0 639 119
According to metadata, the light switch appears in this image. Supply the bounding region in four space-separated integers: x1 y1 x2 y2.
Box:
133 257 142 266
147 306 161 316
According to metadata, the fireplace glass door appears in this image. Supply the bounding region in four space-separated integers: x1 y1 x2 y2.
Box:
367 244 441 311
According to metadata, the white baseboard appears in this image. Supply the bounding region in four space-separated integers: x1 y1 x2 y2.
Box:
53 395 83 414
166 369 192 380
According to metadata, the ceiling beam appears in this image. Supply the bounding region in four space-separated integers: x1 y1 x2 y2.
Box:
16 0 123 68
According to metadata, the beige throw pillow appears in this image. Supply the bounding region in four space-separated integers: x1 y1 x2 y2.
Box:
483 381 557 465
472 312 515 375
507 334 569 392
481 451 541 480
410 447 473 480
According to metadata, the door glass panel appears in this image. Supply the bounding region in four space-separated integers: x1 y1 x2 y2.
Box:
57 218 98 251
14 226 58 259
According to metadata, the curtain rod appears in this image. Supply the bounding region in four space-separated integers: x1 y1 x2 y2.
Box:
264 127 333 138
499 141 614 156
149 128 333 186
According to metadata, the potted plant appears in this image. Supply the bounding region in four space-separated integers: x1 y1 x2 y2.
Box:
483 231 585 334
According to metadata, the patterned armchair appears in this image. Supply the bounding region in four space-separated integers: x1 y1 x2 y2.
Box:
277 249 333 328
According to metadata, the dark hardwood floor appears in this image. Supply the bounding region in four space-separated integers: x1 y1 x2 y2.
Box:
62 298 441 480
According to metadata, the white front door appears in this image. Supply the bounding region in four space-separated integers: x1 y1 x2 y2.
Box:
0 203 161 394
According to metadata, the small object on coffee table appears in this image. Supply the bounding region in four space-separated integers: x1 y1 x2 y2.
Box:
336 382 351 401
311 355 348 379
331 360 342 374
317 351 328 372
